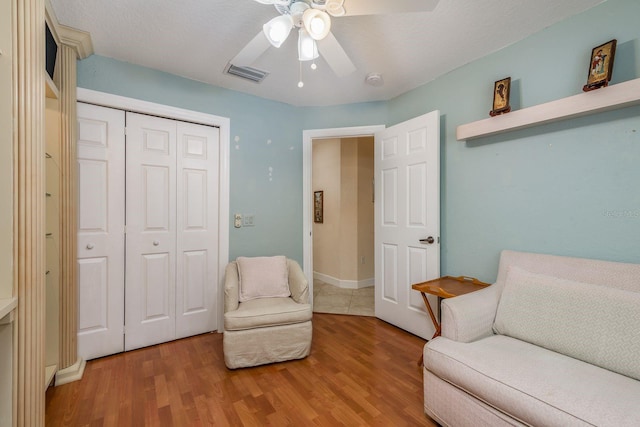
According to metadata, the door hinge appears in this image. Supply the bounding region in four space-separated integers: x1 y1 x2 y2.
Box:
124 126 128 136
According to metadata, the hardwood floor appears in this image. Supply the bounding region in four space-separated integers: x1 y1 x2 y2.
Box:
46 313 437 426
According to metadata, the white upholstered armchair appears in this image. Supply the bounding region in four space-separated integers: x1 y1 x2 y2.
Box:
223 256 313 369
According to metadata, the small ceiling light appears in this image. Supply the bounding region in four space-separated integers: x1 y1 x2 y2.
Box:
302 9 331 40
365 72 384 87
263 14 294 48
298 29 319 61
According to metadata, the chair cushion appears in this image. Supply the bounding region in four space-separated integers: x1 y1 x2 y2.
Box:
237 255 291 302
493 266 640 380
224 297 312 331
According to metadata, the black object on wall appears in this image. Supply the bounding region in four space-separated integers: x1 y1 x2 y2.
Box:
45 23 58 80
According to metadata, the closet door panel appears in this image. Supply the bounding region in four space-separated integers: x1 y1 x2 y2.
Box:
77 103 125 360
125 113 177 351
176 122 219 338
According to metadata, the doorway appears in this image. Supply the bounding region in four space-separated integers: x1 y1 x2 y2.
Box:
302 125 385 314
311 136 375 316
303 111 440 338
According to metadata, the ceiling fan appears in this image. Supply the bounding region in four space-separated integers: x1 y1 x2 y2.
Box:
228 0 439 87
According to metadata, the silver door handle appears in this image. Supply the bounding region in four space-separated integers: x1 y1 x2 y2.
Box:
153 241 160 246
419 236 435 245
86 243 94 250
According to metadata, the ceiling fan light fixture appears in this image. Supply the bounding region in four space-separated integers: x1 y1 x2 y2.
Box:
324 0 346 17
263 14 294 48
253 0 291 5
298 29 319 61
302 9 331 40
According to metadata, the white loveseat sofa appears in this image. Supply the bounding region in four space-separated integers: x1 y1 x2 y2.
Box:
423 250 640 426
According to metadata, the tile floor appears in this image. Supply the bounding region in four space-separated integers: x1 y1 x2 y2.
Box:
312 279 375 316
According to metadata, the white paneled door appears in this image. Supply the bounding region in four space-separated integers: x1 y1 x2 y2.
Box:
78 103 220 358
77 103 126 360
125 113 219 351
125 113 178 350
374 111 440 340
175 122 219 339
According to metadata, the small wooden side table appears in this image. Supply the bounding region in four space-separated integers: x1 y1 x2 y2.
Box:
412 276 490 339
412 276 490 366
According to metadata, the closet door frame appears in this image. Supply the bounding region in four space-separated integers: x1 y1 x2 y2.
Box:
78 88 230 332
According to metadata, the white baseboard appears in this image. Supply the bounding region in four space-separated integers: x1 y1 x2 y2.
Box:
313 272 374 289
55 357 86 386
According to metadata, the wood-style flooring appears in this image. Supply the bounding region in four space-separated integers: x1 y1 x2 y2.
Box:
46 313 436 426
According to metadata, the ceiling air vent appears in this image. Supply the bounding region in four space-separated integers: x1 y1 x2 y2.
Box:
224 64 269 83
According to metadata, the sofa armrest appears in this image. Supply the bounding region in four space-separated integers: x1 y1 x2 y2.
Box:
224 261 240 313
287 259 309 304
440 285 501 342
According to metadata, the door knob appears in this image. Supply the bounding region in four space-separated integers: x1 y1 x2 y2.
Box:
153 240 160 246
419 236 435 245
86 243 94 250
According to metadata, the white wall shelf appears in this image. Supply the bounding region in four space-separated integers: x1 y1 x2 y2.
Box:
457 78 640 141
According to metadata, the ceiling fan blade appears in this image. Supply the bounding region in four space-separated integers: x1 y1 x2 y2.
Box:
341 0 439 16
317 32 356 77
230 31 272 66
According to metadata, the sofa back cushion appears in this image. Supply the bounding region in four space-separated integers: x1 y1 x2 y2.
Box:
237 256 291 302
494 266 640 381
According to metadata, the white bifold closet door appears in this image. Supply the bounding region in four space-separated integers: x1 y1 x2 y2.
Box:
124 112 219 351
77 103 126 360
77 104 219 359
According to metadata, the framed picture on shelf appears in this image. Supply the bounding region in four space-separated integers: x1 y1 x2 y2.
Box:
314 191 323 223
490 77 511 117
583 39 617 91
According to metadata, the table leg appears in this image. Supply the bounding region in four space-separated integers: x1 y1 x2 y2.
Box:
418 292 441 366
420 292 441 338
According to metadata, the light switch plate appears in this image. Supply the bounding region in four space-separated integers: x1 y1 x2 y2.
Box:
234 214 242 228
243 214 255 227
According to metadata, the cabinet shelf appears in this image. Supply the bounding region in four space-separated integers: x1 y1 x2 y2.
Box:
45 364 57 388
0 297 18 324
456 78 640 141
45 74 59 99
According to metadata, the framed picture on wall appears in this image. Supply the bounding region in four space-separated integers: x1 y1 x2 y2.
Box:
583 39 617 92
490 77 511 117
314 191 323 223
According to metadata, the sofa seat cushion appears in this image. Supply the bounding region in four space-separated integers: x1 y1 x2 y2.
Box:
224 297 312 331
424 335 640 427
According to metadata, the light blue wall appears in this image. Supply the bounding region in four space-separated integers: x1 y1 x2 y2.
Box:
387 0 640 281
77 0 640 281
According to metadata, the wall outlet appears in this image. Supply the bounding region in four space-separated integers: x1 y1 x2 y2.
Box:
234 213 242 228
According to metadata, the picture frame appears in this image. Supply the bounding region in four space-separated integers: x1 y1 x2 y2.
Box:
583 39 617 92
489 77 511 117
314 191 323 223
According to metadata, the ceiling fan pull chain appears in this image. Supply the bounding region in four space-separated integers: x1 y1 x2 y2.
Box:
298 61 304 88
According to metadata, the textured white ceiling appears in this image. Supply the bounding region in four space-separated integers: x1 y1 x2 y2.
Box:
50 0 604 107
